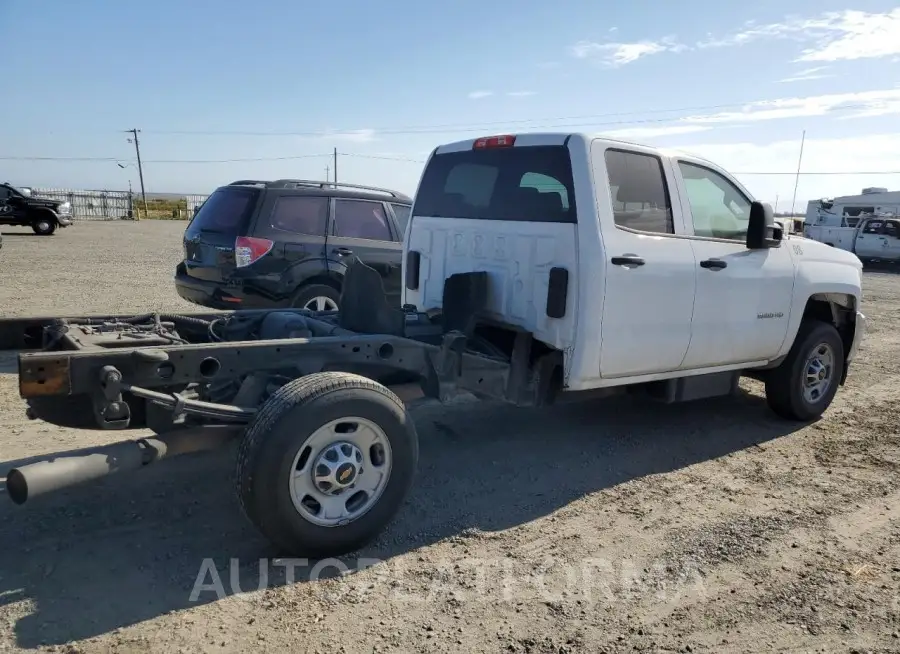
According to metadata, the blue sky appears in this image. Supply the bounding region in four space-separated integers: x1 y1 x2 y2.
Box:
2 0 899 210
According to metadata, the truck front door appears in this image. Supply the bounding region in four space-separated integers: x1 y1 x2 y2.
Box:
672 159 794 368
883 219 900 260
593 145 697 378
854 219 889 260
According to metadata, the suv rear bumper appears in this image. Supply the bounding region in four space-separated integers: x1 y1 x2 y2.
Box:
174 265 289 310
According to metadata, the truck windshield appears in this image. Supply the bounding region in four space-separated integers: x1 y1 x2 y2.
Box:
413 145 576 223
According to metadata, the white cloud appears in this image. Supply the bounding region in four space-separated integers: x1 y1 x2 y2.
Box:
573 9 900 68
602 125 712 140
797 9 900 62
569 37 685 67
331 129 377 143
682 89 900 125
506 91 537 98
777 66 832 83
671 133 900 211
468 90 493 99
698 9 900 62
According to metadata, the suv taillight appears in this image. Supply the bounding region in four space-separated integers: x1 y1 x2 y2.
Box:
234 236 273 268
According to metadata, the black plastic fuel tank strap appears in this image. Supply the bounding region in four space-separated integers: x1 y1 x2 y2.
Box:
406 250 421 290
546 267 568 319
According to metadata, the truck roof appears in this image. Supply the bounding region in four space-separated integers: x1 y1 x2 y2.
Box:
430 131 720 168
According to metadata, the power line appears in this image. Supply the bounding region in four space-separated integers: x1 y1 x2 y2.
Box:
732 171 900 175
0 153 335 163
136 101 886 137
3 151 900 176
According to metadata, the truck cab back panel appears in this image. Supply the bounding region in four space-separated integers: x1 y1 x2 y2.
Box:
404 138 579 351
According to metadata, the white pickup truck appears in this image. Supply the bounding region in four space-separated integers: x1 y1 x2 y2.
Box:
851 215 900 263
404 132 867 422
3 132 868 558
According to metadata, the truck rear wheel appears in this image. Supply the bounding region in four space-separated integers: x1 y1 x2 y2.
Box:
764 320 844 421
235 372 418 557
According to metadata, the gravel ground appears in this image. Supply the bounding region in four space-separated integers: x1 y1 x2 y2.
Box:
1 221 899 654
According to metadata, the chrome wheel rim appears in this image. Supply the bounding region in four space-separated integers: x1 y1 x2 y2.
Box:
802 342 835 404
289 417 392 527
37 221 50 232
303 296 338 312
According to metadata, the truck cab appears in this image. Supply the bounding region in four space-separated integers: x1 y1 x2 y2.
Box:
402 133 866 420
853 215 900 263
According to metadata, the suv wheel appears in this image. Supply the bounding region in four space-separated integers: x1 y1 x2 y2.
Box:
32 217 57 236
292 284 341 312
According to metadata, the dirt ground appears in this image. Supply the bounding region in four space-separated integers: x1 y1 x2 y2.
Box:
1 221 899 654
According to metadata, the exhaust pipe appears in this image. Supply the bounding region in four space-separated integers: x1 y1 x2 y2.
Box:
5 425 241 505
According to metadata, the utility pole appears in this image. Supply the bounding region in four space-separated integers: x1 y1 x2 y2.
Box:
325 165 330 182
333 147 338 185
125 128 148 216
789 130 806 217
775 194 779 213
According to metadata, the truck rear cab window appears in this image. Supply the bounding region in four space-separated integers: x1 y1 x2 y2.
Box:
414 145 576 222
604 149 673 234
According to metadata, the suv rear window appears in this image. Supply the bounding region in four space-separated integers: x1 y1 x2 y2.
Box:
187 186 259 235
413 145 576 223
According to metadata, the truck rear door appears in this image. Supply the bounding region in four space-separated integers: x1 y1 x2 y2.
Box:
590 142 697 378
403 135 578 350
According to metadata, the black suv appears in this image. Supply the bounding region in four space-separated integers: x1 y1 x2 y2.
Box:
0 183 74 235
175 179 412 311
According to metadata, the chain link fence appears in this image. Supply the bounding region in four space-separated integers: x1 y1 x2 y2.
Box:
29 188 210 221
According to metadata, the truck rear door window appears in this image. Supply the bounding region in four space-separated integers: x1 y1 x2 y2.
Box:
414 145 576 223
605 149 674 235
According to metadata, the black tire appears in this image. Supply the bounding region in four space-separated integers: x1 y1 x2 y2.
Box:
765 320 844 421
32 215 57 236
235 372 418 557
291 283 341 312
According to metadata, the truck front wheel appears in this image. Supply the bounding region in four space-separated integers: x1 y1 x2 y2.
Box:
235 372 418 557
32 215 57 236
765 320 845 421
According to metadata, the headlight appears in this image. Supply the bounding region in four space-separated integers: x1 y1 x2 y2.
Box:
58 202 72 214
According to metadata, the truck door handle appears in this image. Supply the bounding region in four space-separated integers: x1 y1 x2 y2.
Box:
332 247 353 256
611 256 645 267
700 258 728 270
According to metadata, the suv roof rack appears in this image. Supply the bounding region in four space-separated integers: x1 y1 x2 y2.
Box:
268 179 406 199
228 179 268 186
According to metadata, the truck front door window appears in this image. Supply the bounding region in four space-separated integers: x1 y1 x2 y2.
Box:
604 149 673 234
678 162 751 241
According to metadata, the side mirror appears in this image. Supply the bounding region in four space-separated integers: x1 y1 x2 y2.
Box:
747 201 782 249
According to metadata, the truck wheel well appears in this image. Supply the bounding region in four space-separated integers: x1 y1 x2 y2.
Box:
803 294 856 357
32 208 58 221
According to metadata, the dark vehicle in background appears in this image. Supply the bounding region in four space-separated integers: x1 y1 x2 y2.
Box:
0 183 73 235
175 179 412 311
